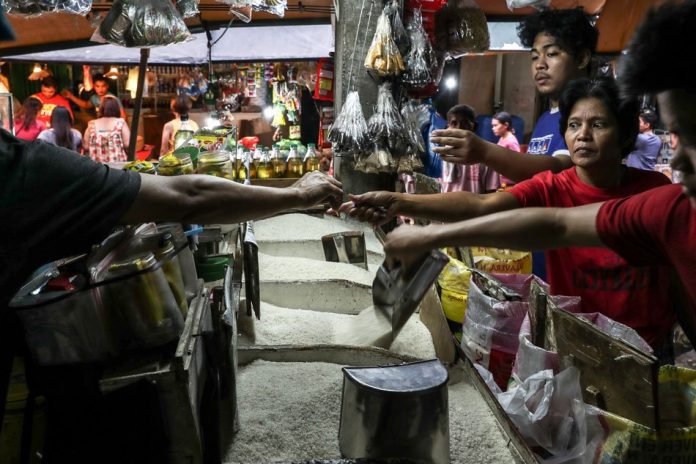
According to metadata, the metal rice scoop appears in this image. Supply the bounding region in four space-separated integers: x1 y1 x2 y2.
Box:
363 249 449 348
321 231 368 270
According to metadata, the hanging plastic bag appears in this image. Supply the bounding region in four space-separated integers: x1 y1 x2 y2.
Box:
327 91 370 156
4 0 91 16
94 0 191 48
506 0 551 10
384 0 410 57
401 101 429 156
364 5 405 76
368 83 408 155
175 0 199 18
403 8 438 88
251 0 286 18
434 0 490 57
218 0 254 22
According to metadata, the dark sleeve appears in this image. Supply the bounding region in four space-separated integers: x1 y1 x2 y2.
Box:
596 185 678 266
11 139 141 259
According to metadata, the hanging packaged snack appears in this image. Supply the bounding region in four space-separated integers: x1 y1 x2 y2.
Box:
364 5 406 77
434 0 490 57
175 0 199 18
368 83 408 155
400 100 430 155
94 0 191 47
356 143 395 175
251 0 286 17
327 91 370 156
4 0 91 16
403 8 438 88
385 0 411 58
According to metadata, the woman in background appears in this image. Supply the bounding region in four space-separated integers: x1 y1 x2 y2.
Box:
160 95 199 156
14 97 45 142
84 96 130 163
37 106 82 153
491 111 521 187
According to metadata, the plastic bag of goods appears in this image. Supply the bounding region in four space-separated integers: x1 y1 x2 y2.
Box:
251 0 286 18
403 8 439 88
364 4 406 76
437 256 472 341
506 0 550 10
3 0 91 16
470 246 532 275
384 0 410 57
434 0 490 57
217 0 253 22
461 272 543 389
327 91 370 158
175 0 199 18
368 83 408 154
94 0 191 47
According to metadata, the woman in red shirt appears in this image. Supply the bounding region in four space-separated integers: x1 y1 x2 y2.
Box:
14 97 45 142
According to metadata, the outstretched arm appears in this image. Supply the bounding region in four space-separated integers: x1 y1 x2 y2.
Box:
120 170 343 225
383 203 605 261
430 129 573 182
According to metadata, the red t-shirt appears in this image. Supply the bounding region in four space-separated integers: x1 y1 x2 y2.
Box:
32 93 74 128
509 167 673 346
597 183 696 310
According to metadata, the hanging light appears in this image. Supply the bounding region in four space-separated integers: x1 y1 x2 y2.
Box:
28 63 50 81
104 65 120 80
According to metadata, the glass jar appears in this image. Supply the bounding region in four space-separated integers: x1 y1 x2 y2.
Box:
286 146 304 178
304 143 321 173
270 144 285 178
196 151 234 180
256 148 274 179
157 153 194 176
123 160 157 175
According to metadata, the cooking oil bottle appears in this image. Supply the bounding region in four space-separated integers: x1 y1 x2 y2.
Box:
285 145 304 178
256 147 274 179
270 144 285 178
237 148 256 180
303 143 320 173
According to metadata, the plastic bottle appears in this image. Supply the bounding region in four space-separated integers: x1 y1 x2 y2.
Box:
257 148 274 179
285 145 304 178
173 114 195 150
270 144 285 178
303 143 321 173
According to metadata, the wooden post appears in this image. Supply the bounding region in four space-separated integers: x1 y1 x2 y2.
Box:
128 48 150 161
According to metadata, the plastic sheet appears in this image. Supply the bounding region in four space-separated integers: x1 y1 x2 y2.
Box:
327 91 370 156
434 0 490 57
4 0 91 16
175 0 199 19
364 5 405 76
95 0 191 48
403 8 438 88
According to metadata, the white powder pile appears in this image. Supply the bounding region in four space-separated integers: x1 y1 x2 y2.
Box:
258 252 375 287
224 361 515 463
255 214 383 255
252 302 437 359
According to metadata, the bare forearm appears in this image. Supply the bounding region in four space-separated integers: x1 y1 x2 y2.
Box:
395 192 509 222
484 144 573 182
420 205 604 251
121 174 306 225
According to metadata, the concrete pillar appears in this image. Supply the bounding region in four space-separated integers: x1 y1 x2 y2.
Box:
334 0 398 196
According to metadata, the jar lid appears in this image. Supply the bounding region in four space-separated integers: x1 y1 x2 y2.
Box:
198 151 231 165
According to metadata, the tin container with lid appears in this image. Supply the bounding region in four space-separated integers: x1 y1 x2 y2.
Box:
339 359 450 463
196 150 234 180
104 251 184 349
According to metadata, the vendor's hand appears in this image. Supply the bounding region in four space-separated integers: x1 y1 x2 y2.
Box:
82 64 91 73
60 89 74 99
338 191 400 227
383 224 433 270
430 129 488 165
291 171 343 210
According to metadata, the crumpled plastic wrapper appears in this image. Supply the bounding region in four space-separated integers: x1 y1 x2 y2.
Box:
94 0 191 48
434 0 490 57
3 0 91 16
506 0 550 10
175 0 199 19
364 5 405 76
384 0 410 58
368 82 408 154
252 0 286 18
403 8 438 88
217 0 285 19
328 91 370 156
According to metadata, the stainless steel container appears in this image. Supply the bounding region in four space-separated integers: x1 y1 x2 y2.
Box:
339 359 450 464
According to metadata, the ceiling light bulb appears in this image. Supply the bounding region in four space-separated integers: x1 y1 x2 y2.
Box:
444 76 457 90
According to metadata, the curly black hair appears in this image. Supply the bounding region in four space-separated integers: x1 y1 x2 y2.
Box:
517 8 598 58
559 78 640 158
618 0 696 97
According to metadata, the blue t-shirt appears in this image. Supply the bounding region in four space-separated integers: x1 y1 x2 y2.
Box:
626 133 662 171
422 109 447 179
527 109 567 156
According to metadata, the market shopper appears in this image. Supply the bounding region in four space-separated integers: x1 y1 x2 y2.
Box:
491 111 520 187
430 8 597 182
62 65 126 120
626 109 662 170
160 95 200 156
441 104 500 193
32 76 74 129
83 96 130 163
37 106 83 153
342 77 674 348
13 96 45 141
